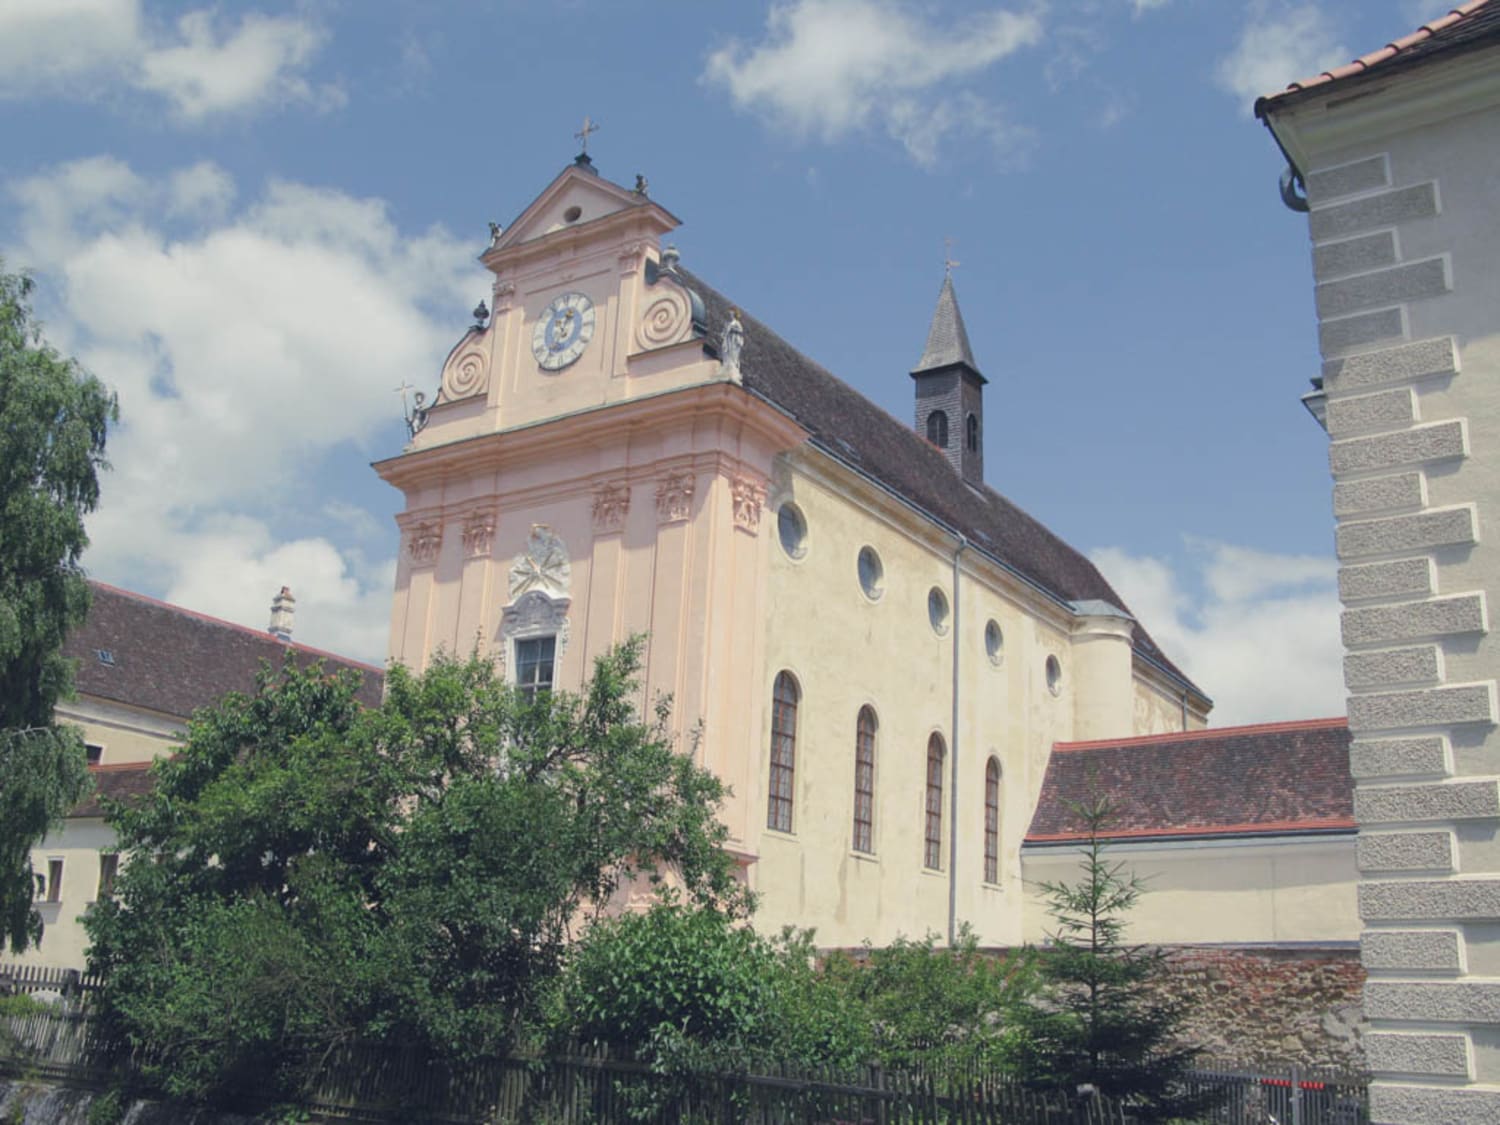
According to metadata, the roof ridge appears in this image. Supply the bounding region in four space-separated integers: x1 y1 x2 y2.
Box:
1053 715 1348 752
1260 0 1495 103
87 761 157 774
86 580 384 673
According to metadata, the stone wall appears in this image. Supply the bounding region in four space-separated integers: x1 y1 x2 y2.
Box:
1154 945 1367 1072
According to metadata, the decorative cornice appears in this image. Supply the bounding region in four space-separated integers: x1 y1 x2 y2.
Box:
592 481 631 533
407 522 441 565
656 471 695 523
462 511 496 558
731 475 765 533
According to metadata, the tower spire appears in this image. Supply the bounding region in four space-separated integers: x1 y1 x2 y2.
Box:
910 273 987 485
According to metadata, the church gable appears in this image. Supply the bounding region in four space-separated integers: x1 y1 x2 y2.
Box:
487 161 675 255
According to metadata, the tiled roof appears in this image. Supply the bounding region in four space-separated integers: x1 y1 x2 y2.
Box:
1256 1 1500 111
1024 717 1352 843
64 582 385 720
679 269 1203 698
71 762 157 819
913 276 981 378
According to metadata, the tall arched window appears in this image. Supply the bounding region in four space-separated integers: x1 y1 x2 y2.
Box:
926 410 949 448
925 733 946 870
853 707 877 853
984 757 1001 884
966 412 979 453
768 672 799 832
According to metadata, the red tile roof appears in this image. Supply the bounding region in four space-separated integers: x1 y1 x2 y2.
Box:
1025 718 1353 843
71 762 158 819
1256 1 1500 112
65 582 385 720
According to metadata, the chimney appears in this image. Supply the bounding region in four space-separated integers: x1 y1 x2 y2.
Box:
268 586 295 642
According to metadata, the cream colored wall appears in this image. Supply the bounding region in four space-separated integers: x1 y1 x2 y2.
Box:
13 820 118 972
751 450 1191 948
1132 675 1204 736
57 696 185 765
1021 835 1359 945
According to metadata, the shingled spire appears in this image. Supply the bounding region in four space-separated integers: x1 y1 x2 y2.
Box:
911 275 986 484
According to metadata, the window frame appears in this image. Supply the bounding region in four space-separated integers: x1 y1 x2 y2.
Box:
96 853 119 901
926 410 949 448
515 634 557 702
924 734 946 870
853 706 877 854
767 672 800 834
45 858 64 904
984 757 1001 885
966 412 979 452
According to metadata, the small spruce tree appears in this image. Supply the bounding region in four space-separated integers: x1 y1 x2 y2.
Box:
1012 795 1216 1123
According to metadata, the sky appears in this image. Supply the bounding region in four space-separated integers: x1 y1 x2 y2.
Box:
0 0 1455 726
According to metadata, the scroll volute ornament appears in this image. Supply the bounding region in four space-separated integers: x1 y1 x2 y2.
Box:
438 320 495 403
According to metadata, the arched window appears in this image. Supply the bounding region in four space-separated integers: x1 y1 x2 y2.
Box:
853 707 877 853
984 757 1001 884
925 733 945 870
768 672 799 832
926 410 949 448
966 412 979 452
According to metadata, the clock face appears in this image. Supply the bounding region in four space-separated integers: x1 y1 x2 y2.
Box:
531 292 596 371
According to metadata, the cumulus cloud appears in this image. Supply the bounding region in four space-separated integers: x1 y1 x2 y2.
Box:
1216 3 1347 109
703 0 1043 166
1091 539 1345 727
7 158 483 660
0 0 338 121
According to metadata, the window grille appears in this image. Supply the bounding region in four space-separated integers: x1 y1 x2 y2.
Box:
925 734 945 869
515 636 556 701
984 758 1001 884
768 672 799 832
853 707 877 853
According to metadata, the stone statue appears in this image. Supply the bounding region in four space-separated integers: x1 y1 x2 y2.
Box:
720 308 745 377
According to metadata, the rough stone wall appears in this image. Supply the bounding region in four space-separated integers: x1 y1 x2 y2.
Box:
1154 946 1367 1072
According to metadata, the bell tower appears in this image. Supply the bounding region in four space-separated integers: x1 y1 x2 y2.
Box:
911 274 986 485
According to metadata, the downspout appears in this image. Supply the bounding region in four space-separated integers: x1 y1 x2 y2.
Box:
948 533 969 946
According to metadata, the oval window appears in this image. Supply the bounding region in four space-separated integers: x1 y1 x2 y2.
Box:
1046 654 1063 695
928 587 950 635
778 503 808 559
857 547 884 600
984 620 1004 665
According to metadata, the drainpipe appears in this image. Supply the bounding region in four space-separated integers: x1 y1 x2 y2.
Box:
948 533 969 946
1181 691 1189 732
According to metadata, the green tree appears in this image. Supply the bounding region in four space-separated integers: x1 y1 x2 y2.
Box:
0 264 116 953
1010 796 1213 1122
86 639 742 1103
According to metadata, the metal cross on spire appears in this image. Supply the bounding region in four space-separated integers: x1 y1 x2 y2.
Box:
943 237 960 277
575 115 600 155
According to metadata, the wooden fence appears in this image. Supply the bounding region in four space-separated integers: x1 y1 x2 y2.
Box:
0 963 102 998
1 1007 1366 1124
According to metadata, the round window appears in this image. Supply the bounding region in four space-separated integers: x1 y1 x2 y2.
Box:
778 503 808 559
928 587 950 635
1046 654 1063 695
857 546 884 600
563 205 583 223
984 620 1004 665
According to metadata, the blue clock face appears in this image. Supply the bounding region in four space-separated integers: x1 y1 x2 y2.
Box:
531 292 596 371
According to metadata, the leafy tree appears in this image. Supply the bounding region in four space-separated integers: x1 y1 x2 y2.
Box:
0 264 116 953
820 928 1039 1074
86 639 742 1103
1010 796 1213 1122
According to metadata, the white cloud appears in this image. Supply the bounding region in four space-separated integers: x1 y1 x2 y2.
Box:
1091 539 1345 727
0 0 337 122
1216 4 1348 109
1132 0 1172 14
7 158 483 661
703 0 1043 166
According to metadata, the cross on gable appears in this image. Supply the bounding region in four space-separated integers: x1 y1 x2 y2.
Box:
574 116 600 154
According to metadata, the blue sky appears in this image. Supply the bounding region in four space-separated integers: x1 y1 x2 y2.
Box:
0 0 1450 724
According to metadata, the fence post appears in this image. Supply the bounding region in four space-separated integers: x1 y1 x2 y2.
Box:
1291 1064 1303 1125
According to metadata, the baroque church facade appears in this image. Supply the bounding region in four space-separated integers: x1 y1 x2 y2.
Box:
377 156 1213 948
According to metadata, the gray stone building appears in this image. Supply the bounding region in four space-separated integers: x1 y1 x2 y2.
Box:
1257 3 1500 1120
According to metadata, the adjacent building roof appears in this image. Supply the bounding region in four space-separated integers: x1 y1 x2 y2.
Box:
1025 717 1353 843
679 268 1203 698
71 762 157 819
1256 0 1500 112
65 582 385 719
